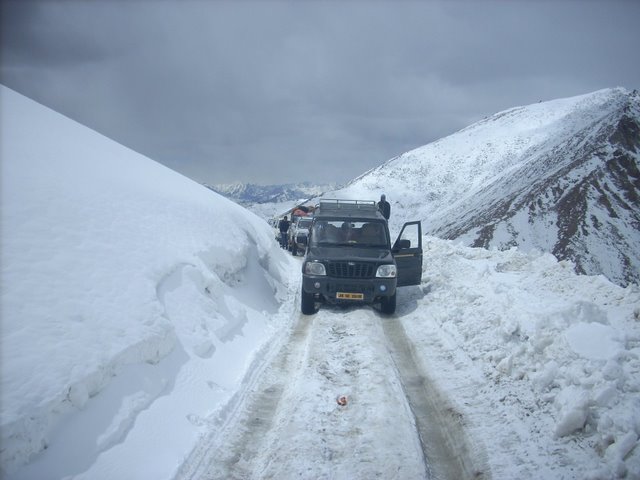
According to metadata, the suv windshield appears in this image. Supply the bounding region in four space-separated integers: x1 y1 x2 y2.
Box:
310 220 389 248
297 218 312 229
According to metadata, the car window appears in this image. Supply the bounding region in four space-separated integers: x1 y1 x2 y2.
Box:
311 220 388 247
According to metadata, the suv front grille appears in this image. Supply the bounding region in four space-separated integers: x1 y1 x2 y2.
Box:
328 261 375 279
328 283 375 295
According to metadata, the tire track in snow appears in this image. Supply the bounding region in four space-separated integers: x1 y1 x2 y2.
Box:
192 303 429 479
204 311 315 479
175 308 315 480
382 316 490 480
178 288 487 479
248 308 428 479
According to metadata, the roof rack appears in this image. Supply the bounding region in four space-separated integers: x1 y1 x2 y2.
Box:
317 199 378 216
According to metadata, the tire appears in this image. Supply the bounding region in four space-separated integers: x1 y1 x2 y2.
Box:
301 288 317 315
380 292 396 315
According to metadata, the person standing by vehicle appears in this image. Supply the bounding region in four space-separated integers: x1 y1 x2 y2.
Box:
378 194 391 220
278 216 291 249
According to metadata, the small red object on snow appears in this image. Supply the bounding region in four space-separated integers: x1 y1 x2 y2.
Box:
336 395 348 406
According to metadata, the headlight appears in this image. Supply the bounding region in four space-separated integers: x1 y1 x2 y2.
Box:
376 264 397 278
305 262 326 276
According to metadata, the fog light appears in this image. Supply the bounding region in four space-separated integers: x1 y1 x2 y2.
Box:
314 282 321 289
380 285 387 292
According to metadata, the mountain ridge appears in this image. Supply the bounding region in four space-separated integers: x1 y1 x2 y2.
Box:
205 181 338 205
331 87 639 286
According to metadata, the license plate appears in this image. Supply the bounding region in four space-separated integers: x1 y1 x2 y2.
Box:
336 292 364 300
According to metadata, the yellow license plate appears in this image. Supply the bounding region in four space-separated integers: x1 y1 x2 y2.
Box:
336 292 364 300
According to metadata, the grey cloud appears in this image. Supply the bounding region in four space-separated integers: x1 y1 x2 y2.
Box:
1 0 639 186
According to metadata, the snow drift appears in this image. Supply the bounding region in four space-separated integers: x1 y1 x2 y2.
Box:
0 85 295 478
404 238 640 479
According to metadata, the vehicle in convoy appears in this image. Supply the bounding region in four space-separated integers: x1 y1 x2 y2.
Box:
288 216 313 256
301 199 422 315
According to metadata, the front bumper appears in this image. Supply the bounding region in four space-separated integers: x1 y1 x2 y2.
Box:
302 275 396 304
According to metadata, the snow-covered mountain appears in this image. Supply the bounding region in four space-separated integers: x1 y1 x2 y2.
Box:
206 181 338 205
331 88 640 287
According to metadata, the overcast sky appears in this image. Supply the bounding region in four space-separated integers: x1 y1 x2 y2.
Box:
2 0 639 186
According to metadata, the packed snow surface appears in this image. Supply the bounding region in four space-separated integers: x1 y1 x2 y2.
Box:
2 86 640 479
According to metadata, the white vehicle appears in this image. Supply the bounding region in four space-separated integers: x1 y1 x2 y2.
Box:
288 216 313 255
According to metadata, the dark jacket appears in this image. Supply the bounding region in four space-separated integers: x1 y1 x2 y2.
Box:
278 218 291 233
378 200 391 220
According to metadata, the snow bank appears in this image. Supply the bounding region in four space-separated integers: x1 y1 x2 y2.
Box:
0 86 296 478
399 237 640 478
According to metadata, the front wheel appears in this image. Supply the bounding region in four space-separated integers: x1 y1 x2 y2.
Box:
380 292 396 315
301 288 317 315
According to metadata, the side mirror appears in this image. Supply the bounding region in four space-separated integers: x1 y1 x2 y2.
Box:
395 239 411 249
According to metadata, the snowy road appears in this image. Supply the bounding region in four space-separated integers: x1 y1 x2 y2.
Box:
176 280 489 480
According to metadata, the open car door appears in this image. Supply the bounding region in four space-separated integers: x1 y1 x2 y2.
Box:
392 221 423 287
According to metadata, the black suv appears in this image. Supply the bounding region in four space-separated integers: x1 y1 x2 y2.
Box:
301 199 422 315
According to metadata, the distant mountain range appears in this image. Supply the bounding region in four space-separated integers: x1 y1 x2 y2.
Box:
328 88 639 287
205 182 338 205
